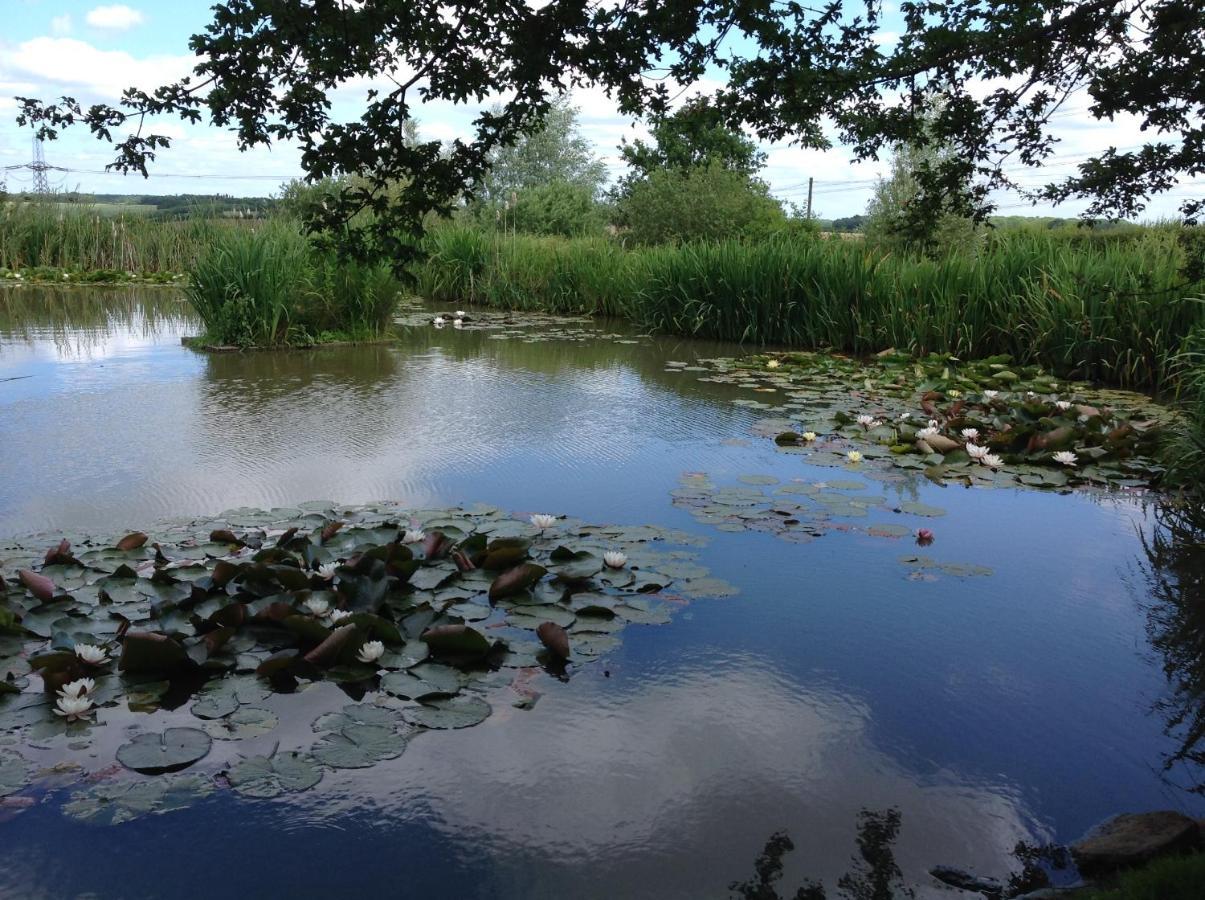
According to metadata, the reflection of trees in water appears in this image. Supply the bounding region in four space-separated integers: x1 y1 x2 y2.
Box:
729 809 913 900
0 286 196 354
730 810 1070 899
1140 498 1205 792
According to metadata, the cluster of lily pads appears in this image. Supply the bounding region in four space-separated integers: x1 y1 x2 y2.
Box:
395 301 645 345
0 266 187 286
0 502 732 824
670 473 991 580
667 350 1174 491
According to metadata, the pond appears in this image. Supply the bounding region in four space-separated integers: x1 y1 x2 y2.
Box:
1 286 1203 899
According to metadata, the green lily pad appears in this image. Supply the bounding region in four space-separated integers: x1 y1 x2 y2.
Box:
402 695 492 730
0 750 30 796
227 751 323 798
63 773 215 825
312 723 410 768
116 727 213 774
203 707 279 741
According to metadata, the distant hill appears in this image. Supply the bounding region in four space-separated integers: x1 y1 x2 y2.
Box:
0 192 275 219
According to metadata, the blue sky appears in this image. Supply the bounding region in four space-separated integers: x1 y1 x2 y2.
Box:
1 1 1200 219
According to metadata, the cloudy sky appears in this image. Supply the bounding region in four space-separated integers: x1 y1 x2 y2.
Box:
1 1 1200 219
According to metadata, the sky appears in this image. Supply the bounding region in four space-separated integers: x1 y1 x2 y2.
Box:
0 0 1201 220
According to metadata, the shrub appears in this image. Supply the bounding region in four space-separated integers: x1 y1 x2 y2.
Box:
507 181 604 237
617 161 787 245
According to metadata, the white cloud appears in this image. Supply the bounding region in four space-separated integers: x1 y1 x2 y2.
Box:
85 5 146 31
50 14 73 36
0 37 194 101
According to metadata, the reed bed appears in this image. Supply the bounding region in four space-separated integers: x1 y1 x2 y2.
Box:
184 223 399 347
0 201 242 273
414 226 1204 392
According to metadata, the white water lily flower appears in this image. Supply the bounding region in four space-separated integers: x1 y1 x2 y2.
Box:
966 443 989 461
1055 400 1072 411
960 428 980 441
54 693 94 722
59 677 95 699
981 453 1005 468
403 529 426 543
329 609 352 624
856 414 882 429
1053 450 1078 466
74 643 108 665
603 551 627 568
455 310 466 317
530 514 557 530
433 316 445 325
898 412 912 420
766 359 780 369
847 450 863 463
304 597 331 617
917 426 940 440
1026 391 1036 398
928 419 939 429
982 390 999 399
316 562 338 580
453 318 464 327
802 431 817 441
356 640 385 664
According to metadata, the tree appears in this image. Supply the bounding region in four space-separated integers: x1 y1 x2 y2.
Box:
15 0 1205 261
864 132 982 256
618 160 786 244
477 97 607 208
617 95 765 191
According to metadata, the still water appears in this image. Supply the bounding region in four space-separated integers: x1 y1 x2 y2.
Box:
1 287 1202 898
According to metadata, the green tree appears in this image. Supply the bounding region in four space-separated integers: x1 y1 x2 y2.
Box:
478 97 607 207
618 96 765 190
619 160 786 244
864 134 983 256
16 0 1204 260
506 181 603 236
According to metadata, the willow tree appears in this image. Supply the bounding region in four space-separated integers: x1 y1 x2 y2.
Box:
16 0 1204 260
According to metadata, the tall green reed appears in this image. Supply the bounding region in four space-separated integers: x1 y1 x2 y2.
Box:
412 225 1203 392
0 201 239 272
184 223 399 347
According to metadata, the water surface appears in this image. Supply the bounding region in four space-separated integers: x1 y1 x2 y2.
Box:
1 286 1202 899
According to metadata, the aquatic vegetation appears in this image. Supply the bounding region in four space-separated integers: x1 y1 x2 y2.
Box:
413 226 1203 391
671 350 1175 492
671 473 993 579
0 202 237 274
0 501 731 824
185 224 400 348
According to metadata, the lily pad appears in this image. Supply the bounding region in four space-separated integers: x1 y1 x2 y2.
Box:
402 695 492 730
227 751 323 798
116 727 213 774
312 723 409 768
203 707 279 741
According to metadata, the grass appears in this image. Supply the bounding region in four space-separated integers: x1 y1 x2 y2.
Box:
0 200 243 274
413 225 1204 392
1076 852 1205 899
1165 326 1205 494
184 223 400 347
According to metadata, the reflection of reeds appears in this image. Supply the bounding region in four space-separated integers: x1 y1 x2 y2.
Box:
0 285 197 353
1141 498 1205 792
0 202 244 273
414 226 1204 392
185 224 399 346
1165 332 1205 491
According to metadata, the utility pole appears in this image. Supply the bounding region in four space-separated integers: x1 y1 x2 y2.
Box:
805 176 814 220
30 136 51 195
